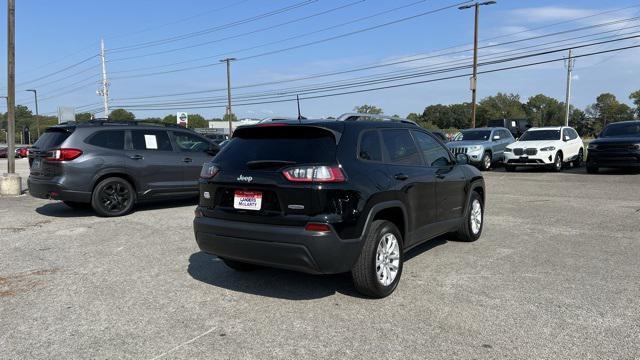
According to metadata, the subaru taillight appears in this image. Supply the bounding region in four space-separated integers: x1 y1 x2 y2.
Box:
282 166 345 183
45 148 83 161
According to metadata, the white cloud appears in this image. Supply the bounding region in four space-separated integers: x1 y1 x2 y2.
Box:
509 7 598 23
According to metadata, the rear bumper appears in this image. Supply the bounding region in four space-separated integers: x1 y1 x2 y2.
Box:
193 211 363 274
27 176 91 203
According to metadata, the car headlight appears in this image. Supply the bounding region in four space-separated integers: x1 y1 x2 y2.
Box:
504 147 512 153
587 143 597 150
540 146 556 151
467 145 483 152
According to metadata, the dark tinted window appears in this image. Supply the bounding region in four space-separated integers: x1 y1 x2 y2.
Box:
381 129 422 166
173 132 210 152
520 130 561 141
131 130 172 151
33 128 73 150
412 131 451 167
87 130 125 150
458 130 491 141
358 130 382 162
601 122 640 137
215 126 336 170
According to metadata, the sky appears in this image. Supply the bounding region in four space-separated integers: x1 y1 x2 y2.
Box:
0 0 639 120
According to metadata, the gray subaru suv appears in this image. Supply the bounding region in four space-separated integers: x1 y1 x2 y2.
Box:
446 127 515 170
28 120 218 216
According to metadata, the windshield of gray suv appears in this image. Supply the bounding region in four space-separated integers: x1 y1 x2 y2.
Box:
519 130 560 141
456 130 491 141
601 123 640 137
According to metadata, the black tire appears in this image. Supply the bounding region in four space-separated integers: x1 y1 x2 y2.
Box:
586 165 598 174
91 177 136 217
63 201 90 210
453 191 484 242
550 152 563 172
505 165 516 172
480 151 492 171
220 258 260 271
351 220 403 298
573 149 584 168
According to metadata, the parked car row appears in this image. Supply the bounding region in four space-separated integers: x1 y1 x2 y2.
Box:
0 146 29 158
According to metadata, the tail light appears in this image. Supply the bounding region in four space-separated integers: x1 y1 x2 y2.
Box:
200 163 220 178
282 165 345 183
45 148 83 161
305 223 331 232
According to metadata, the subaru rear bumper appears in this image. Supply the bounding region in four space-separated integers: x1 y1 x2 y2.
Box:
28 176 91 203
193 210 363 274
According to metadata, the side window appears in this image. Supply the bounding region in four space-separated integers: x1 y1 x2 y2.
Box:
131 130 173 151
562 129 570 140
381 129 422 166
173 132 210 152
358 130 382 162
502 130 512 139
87 130 125 150
412 131 451 167
569 129 579 140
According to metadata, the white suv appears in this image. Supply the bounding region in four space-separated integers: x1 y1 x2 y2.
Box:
503 126 584 172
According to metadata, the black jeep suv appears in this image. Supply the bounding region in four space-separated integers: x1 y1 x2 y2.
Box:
28 120 218 216
193 119 485 298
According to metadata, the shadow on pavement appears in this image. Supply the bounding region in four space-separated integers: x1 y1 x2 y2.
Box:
187 237 447 300
35 198 198 218
491 165 639 175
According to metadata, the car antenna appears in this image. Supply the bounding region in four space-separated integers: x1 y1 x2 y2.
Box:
296 94 302 123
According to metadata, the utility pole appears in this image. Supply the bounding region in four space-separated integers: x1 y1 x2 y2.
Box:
25 89 39 138
459 1 496 128
99 38 110 118
296 94 302 121
220 58 235 135
563 49 575 127
1 0 21 196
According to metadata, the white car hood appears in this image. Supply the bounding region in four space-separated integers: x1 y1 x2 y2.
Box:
509 140 560 149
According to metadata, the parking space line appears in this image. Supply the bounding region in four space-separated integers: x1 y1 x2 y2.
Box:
149 326 217 360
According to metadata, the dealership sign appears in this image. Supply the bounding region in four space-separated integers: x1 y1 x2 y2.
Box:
177 112 188 127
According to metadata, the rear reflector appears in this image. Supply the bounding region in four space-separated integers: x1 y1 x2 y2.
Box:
45 148 83 161
305 223 331 232
282 165 345 183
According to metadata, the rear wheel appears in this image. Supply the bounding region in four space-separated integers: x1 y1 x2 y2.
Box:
480 152 492 171
221 258 260 271
453 191 483 242
351 220 403 298
573 149 584 167
91 177 135 217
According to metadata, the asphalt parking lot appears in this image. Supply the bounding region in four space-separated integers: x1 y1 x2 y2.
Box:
1 158 639 359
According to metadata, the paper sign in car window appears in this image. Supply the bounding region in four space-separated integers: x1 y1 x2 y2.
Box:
511 121 517 127
144 134 158 149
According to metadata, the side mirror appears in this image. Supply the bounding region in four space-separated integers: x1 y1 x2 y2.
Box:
455 153 469 165
206 144 219 156
564 135 570 141
492 135 500 141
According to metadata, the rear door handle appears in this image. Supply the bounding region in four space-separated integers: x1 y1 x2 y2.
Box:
183 157 193 163
394 173 409 181
130 154 144 160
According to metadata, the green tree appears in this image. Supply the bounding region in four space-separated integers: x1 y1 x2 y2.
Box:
525 94 564 127
109 108 135 121
162 114 177 125
406 112 422 123
630 90 640 117
353 104 383 114
422 104 451 128
187 114 208 129
222 113 237 122
76 112 93 123
586 93 634 127
476 93 526 126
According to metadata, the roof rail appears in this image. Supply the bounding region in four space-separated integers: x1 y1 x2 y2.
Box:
336 113 418 126
81 119 194 130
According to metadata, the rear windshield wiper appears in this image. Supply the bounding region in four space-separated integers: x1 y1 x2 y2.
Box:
246 160 297 169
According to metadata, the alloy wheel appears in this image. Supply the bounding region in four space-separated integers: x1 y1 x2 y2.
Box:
470 199 482 235
375 233 401 286
99 181 131 213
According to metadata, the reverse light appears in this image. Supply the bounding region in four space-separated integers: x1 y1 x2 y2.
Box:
282 166 345 183
540 146 556 151
45 148 83 161
305 223 331 232
200 163 219 179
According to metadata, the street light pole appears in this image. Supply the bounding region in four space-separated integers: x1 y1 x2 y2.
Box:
6 0 15 174
459 1 496 128
220 58 236 136
26 89 39 138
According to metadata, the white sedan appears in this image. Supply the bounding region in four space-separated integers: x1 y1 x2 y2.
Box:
503 126 584 172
